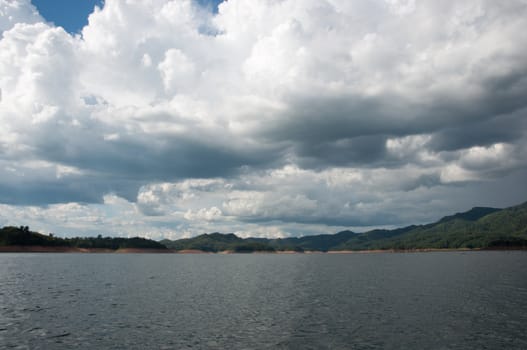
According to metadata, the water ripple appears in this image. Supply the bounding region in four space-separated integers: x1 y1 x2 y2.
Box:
0 252 526 349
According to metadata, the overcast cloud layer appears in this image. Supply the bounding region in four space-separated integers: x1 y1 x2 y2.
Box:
1 0 526 239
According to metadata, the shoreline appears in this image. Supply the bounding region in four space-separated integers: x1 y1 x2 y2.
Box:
0 246 525 254
0 246 176 253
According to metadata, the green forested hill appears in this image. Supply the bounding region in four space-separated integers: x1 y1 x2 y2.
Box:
0 226 68 247
161 231 358 252
0 226 166 250
337 202 527 250
436 207 501 223
160 233 276 252
266 230 357 251
162 201 527 251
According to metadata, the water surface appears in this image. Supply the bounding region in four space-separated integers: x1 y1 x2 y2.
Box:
1 252 526 349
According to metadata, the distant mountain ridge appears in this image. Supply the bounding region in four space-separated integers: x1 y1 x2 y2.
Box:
334 203 526 250
2 201 527 252
162 201 527 251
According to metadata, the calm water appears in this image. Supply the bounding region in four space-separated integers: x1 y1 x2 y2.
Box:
1 252 526 349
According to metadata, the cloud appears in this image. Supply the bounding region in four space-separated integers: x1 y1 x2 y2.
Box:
184 206 222 222
0 0 526 238
0 0 41 32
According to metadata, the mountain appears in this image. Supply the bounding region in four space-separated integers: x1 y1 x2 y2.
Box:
160 233 275 252
337 202 527 250
161 230 359 252
162 201 527 251
262 230 357 251
3 201 527 252
0 226 68 247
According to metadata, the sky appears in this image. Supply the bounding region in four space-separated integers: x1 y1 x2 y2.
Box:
0 0 526 240
31 0 104 33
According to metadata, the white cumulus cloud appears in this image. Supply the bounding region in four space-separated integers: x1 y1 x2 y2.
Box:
0 0 526 238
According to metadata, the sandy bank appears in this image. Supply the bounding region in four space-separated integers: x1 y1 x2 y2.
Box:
0 246 113 253
115 248 175 253
1 246 524 254
175 249 211 254
326 248 475 254
0 246 170 253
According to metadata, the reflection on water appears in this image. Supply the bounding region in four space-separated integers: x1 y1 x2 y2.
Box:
1 252 526 349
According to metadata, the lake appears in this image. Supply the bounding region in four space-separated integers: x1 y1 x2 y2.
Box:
1 252 526 349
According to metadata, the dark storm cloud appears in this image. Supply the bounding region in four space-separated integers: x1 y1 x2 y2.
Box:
293 134 388 169
427 109 527 152
0 180 141 205
0 165 142 205
0 124 285 206
256 62 527 169
0 182 102 205
400 174 442 192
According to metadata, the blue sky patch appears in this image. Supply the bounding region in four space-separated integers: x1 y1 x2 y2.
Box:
31 0 223 34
